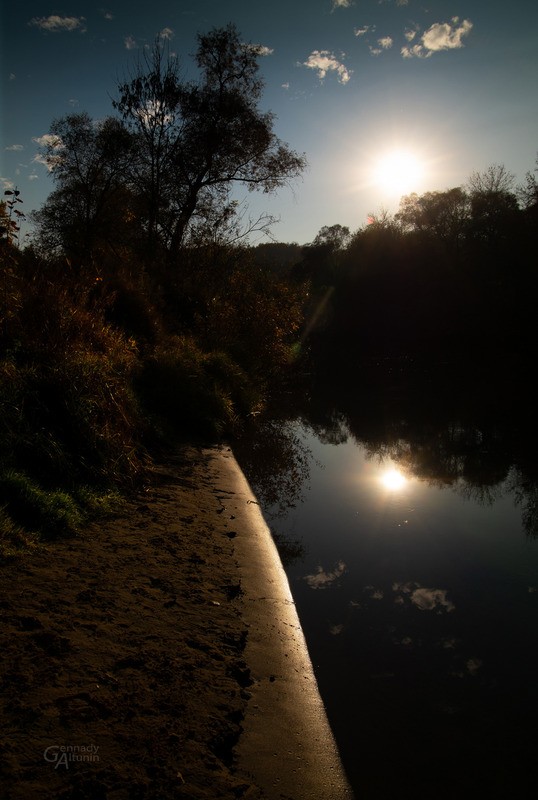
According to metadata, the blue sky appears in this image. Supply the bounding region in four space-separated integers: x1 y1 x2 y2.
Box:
1 0 537 244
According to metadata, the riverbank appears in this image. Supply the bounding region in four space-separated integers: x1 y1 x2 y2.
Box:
0 444 353 799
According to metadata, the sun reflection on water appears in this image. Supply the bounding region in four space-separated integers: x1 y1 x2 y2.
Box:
380 468 407 491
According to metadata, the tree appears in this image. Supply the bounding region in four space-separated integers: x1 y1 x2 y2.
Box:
518 154 538 212
114 25 306 262
311 224 351 251
296 224 351 288
33 113 135 266
395 188 469 252
467 163 515 196
466 164 520 246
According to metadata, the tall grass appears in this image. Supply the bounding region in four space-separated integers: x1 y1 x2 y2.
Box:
135 335 259 439
0 238 308 553
0 251 147 553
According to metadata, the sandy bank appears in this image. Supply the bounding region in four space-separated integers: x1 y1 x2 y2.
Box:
0 444 354 799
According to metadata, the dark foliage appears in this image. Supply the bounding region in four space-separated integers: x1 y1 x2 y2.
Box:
298 165 538 369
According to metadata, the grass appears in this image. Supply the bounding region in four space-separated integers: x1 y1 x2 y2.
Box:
0 470 125 558
134 336 259 440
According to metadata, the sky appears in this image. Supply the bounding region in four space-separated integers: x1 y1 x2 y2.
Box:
1 0 537 245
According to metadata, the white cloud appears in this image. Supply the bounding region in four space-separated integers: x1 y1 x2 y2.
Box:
9 73 16 81
281 82 290 90
28 174 39 181
354 25 373 37
378 36 393 49
124 36 137 50
32 135 64 171
32 134 62 148
304 560 346 589
404 28 417 42
32 154 49 169
29 15 86 33
401 44 426 59
332 0 353 9
402 17 473 58
159 27 174 41
136 100 173 128
103 11 114 20
5 145 24 152
423 17 473 51
245 43 274 57
302 50 351 84
370 40 393 56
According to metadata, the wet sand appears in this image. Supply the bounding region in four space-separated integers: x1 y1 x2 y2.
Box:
0 444 354 799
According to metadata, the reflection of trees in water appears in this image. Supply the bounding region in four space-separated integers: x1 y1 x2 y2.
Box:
508 469 538 538
269 527 306 567
236 364 538 538
234 419 311 565
303 409 349 447
234 420 312 516
299 366 538 537
454 479 504 507
361 425 538 536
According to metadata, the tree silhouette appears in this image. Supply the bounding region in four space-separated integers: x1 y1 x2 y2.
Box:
395 188 469 253
33 113 135 266
114 25 306 263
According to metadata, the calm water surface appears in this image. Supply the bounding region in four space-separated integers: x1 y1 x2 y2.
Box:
235 369 538 799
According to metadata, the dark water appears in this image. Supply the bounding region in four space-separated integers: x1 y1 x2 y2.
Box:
235 364 538 799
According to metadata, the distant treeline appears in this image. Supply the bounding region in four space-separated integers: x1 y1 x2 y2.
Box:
261 161 538 370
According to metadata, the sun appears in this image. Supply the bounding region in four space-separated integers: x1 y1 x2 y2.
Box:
373 149 424 196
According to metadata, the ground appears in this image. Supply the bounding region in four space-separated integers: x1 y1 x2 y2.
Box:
0 445 264 800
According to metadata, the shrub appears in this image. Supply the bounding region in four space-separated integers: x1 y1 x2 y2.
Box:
0 266 147 487
135 336 259 439
196 254 308 384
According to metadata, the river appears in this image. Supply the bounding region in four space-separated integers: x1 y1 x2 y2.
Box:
234 362 538 799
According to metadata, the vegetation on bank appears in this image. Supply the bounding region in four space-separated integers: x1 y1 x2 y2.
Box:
0 25 308 554
0 213 308 554
1 23 537 553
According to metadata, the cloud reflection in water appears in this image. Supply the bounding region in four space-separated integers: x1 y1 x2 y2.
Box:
393 581 455 613
303 560 346 589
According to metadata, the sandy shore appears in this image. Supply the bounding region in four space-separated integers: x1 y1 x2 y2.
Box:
0 444 353 799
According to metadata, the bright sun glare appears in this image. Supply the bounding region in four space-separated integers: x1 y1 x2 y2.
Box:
373 149 424 196
381 468 407 491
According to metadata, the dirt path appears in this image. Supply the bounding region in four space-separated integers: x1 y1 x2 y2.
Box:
0 445 262 800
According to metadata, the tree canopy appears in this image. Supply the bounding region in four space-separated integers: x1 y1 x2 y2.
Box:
34 25 306 268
